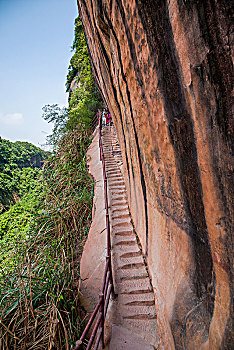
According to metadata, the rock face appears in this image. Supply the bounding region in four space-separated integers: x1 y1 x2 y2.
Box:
77 1 233 349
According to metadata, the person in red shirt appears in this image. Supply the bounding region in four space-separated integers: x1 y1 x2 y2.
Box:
108 111 112 125
105 110 109 125
106 109 112 125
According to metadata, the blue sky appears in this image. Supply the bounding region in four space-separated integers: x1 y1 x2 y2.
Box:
0 0 78 148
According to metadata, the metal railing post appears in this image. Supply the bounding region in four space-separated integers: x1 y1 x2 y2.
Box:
99 293 104 349
108 257 115 299
106 213 110 257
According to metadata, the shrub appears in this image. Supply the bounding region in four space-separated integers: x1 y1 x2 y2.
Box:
0 126 93 349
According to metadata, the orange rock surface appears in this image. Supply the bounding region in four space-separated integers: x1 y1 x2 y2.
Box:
78 1 233 348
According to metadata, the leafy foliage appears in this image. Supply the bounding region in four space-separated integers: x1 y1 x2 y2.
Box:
42 104 68 147
42 17 103 149
0 14 102 349
0 137 48 171
0 126 93 349
66 17 103 129
66 18 89 92
0 138 49 211
0 187 42 271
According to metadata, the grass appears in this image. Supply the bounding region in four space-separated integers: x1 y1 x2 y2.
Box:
0 125 94 349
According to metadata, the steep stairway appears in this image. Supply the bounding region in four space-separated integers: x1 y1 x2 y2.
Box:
101 126 159 349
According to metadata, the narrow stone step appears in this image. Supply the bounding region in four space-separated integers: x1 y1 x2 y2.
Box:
106 169 121 173
109 185 126 191
109 187 125 193
117 262 145 270
117 292 155 306
117 266 148 281
122 319 159 346
111 205 128 211
113 247 141 258
110 325 155 350
112 220 131 228
108 177 123 182
120 305 156 319
110 194 126 201
106 162 117 166
114 231 133 237
116 254 145 268
119 250 142 258
116 278 153 294
108 177 125 186
110 190 126 196
109 183 125 189
107 170 123 175
112 234 136 243
112 227 134 237
120 274 149 282
111 200 128 206
115 240 137 247
112 212 129 219
107 174 123 178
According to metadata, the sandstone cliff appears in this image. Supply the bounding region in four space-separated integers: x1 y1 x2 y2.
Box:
77 1 233 349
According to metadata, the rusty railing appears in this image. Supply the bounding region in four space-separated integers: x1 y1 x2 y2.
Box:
90 112 99 132
74 110 115 350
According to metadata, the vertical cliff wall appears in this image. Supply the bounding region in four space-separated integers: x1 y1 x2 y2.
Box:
77 1 233 348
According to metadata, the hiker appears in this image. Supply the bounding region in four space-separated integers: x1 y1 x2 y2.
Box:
102 109 107 126
108 111 112 125
105 109 109 125
106 109 111 125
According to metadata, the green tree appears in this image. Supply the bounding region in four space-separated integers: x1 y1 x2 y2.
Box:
42 104 68 147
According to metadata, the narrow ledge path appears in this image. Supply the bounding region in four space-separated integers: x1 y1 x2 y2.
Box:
102 126 159 349
80 125 159 349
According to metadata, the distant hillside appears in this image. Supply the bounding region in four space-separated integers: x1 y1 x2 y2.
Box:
0 137 49 171
0 137 49 211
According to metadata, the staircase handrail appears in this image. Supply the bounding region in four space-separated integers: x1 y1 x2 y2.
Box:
74 110 115 350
